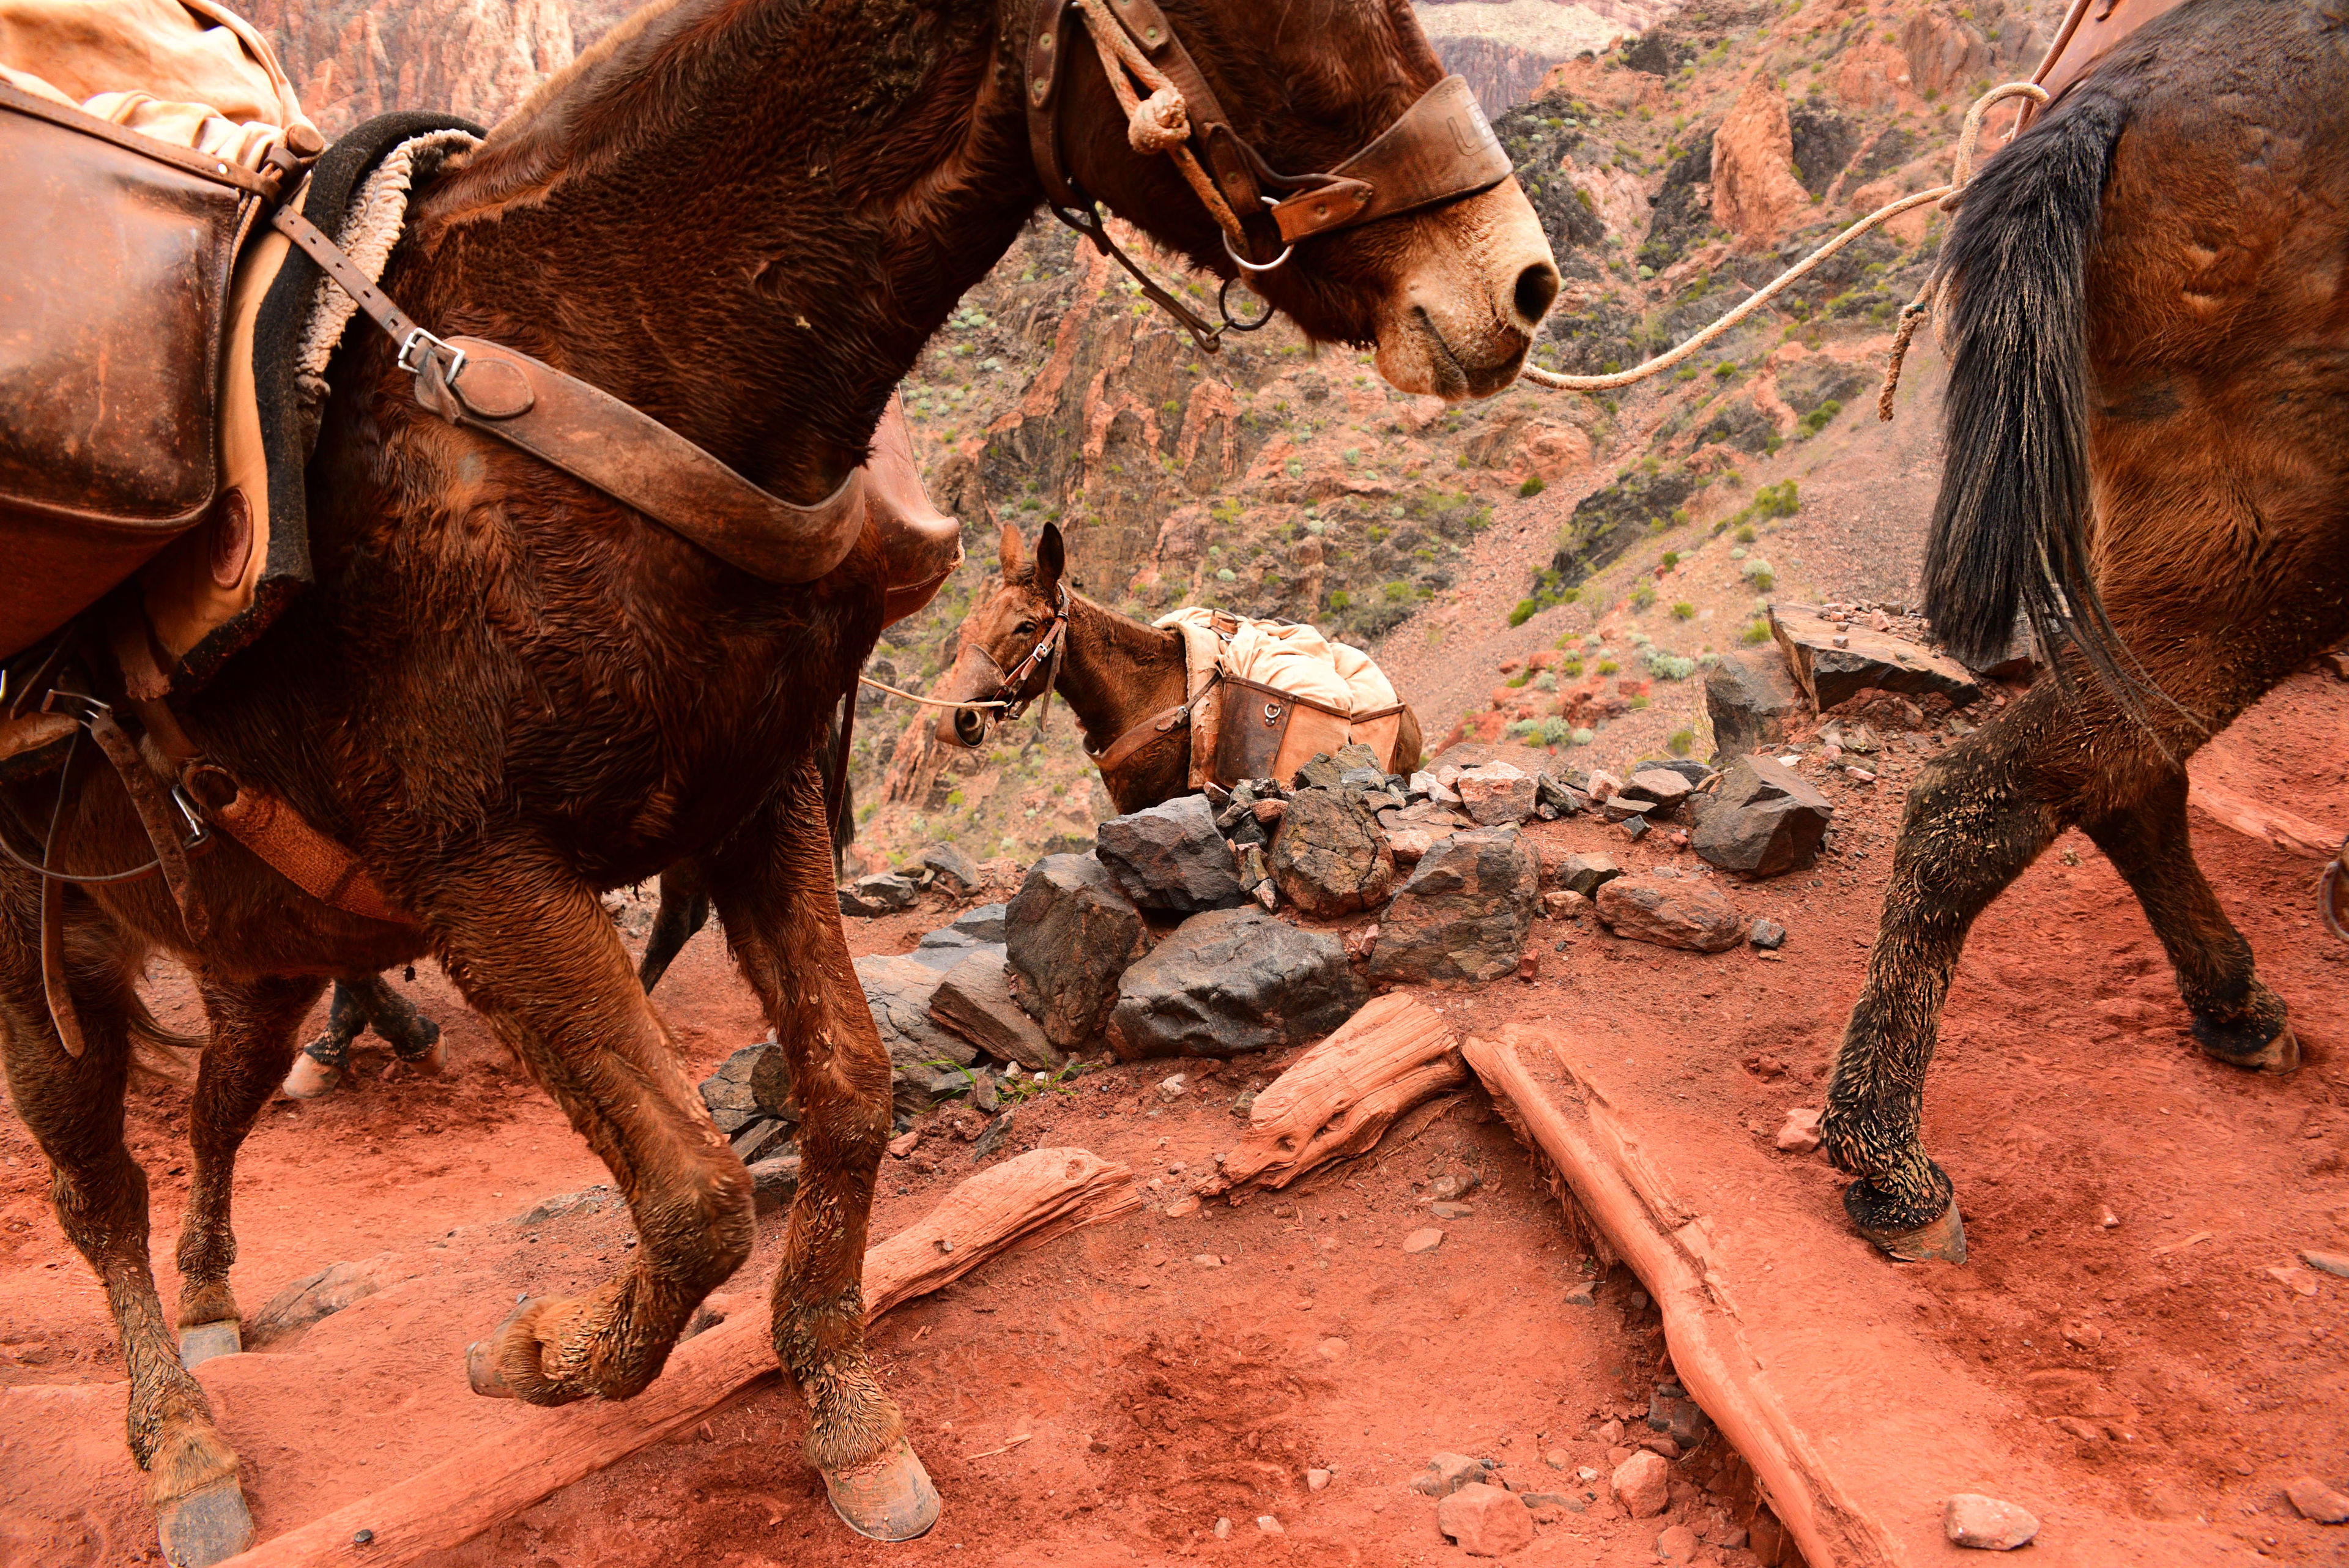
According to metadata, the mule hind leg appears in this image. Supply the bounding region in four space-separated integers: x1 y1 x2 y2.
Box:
0 876 256 1564
704 757 936 1540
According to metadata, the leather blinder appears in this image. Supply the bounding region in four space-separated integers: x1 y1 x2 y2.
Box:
1269 76 1510 245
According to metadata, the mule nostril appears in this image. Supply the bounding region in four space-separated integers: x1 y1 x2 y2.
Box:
1512 261 1560 329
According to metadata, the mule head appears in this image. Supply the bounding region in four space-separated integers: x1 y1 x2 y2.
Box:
934 522 1069 748
1040 0 1557 399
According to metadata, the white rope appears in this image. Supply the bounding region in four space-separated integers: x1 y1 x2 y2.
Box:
1521 81 2049 397
855 675 1006 711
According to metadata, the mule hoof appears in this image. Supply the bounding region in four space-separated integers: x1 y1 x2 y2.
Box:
177 1321 242 1370
2192 1017 2299 1076
823 1437 941 1542
466 1296 537 1399
280 1047 344 1099
1861 1198 1968 1265
155 1478 253 1567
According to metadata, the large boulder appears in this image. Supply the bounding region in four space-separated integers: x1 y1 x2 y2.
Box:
1595 875 1745 953
1691 755 1834 877
1768 602 1983 711
1269 787 1396 916
1367 828 1540 984
1004 854 1149 1051
856 954 978 1116
1095 795 1245 913
1106 907 1367 1060
1704 648 1801 760
699 1041 798 1134
929 953 1064 1072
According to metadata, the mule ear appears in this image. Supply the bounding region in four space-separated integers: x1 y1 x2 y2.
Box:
998 523 1024 581
1036 522 1066 596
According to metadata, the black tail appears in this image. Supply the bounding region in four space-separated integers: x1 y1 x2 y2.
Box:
1924 91 2153 711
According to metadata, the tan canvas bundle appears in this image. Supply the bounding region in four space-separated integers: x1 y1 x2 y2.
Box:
0 0 313 660
1156 609 1409 791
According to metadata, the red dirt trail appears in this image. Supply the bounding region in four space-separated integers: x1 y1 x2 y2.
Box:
1 672 2343 1567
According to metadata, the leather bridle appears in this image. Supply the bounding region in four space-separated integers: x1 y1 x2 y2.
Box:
960 586 1073 736
1023 0 1513 352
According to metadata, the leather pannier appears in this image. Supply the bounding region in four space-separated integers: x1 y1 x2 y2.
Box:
1 82 256 659
1208 674 1357 791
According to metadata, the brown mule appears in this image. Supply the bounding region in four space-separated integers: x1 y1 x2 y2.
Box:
1819 0 2349 1263
933 522 1423 812
0 0 1554 1559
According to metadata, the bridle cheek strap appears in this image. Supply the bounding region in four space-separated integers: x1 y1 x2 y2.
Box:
1263 77 1512 245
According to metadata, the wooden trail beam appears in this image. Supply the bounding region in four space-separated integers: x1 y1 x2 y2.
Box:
1460 1030 1894 1568
2187 778 2339 860
1207 992 1462 1195
216 1147 1139 1568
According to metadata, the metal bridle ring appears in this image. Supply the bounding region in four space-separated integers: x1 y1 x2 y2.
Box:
1221 229 1293 275
1217 275 1276 333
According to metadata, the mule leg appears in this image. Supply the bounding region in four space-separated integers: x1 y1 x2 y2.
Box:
0 880 254 1564
1820 694 2065 1262
638 863 712 994
281 978 368 1099
174 974 327 1365
2079 772 2296 1072
703 759 935 1540
442 856 753 1405
347 970 446 1070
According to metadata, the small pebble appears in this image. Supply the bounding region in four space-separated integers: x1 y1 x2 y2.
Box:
1213 1517 1232 1539
1774 1107 1822 1154
1563 1281 1596 1307
1255 1515 1284 1536
1430 1202 1474 1220
1192 1254 1222 1268
1402 1228 1445 1255
1749 918 1785 951
1306 1468 1332 1492
2286 1477 2349 1524
1163 1195 1201 1219
1545 1449 1568 1470
2302 1249 2349 1280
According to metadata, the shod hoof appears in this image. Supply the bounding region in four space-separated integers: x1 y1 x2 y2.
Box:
823 1436 941 1542
2192 1017 2299 1076
280 1047 345 1099
1859 1196 1968 1265
465 1296 537 1399
156 1477 253 1567
177 1321 242 1370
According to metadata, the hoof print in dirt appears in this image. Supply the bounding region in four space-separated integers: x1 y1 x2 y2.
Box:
1367 828 1539 984
1690 756 1833 879
1270 786 1396 916
1704 647 1802 759
1595 874 1745 953
1004 854 1149 1051
1106 906 1367 1060
1768 602 1984 712
248 1252 406 1345
839 871 920 916
1094 795 1247 913
929 953 1064 1072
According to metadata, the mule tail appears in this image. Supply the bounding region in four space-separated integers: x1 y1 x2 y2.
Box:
1922 91 2166 719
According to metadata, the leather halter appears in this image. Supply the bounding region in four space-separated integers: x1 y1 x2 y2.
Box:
966 586 1073 729
1023 0 1512 351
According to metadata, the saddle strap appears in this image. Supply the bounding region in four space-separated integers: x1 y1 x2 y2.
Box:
1089 668 1219 777
271 203 867 587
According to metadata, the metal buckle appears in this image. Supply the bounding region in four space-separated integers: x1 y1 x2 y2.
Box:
397 327 467 386
170 784 212 851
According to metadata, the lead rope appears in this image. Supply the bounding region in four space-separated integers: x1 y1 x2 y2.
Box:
1520 81 2049 412
855 675 1006 712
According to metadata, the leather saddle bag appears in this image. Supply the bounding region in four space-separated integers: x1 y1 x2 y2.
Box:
1 81 260 660
1208 674 1360 791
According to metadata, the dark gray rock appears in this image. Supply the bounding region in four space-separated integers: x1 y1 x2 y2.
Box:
729 1117 795 1165
1750 918 1786 950
1769 602 1983 711
856 954 974 1063
1005 854 1149 1051
972 1109 1015 1161
1367 828 1540 984
1107 907 1368 1060
748 1153 801 1215
1619 814 1652 842
950 902 1008 943
918 842 981 895
1535 773 1587 817
1704 650 1802 761
1620 768 1693 817
839 872 919 916
1556 852 1622 897
699 1041 798 1134
1269 787 1396 917
1653 760 1717 787
908 929 1001 972
1691 756 1834 877
929 952 1064 1071
1096 795 1246 913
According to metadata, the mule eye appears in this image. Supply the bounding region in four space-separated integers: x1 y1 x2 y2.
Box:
1014 622 1036 636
